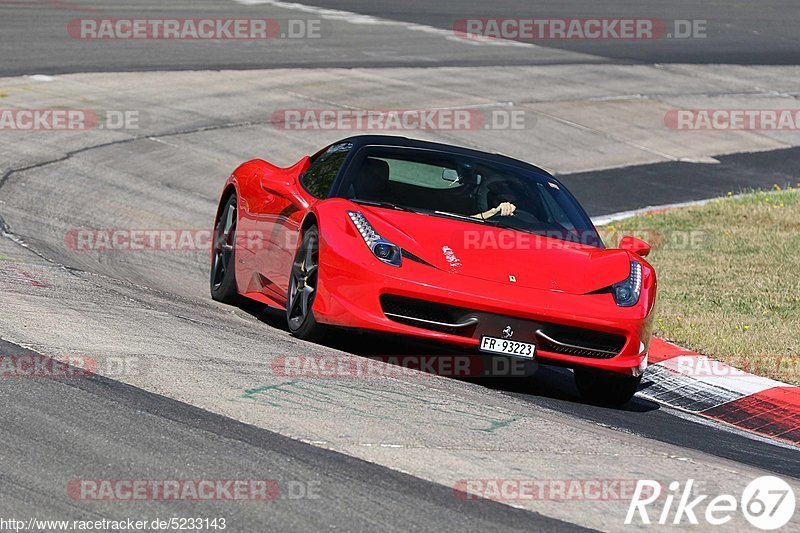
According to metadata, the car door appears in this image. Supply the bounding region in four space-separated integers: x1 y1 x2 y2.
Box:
256 142 352 301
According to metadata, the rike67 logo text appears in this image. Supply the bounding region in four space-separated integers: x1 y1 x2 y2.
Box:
626 476 795 530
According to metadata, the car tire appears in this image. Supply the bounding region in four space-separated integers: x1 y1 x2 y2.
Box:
210 193 241 304
574 368 641 406
287 225 326 342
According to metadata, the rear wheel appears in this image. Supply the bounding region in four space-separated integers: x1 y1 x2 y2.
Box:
574 368 641 406
210 194 240 304
287 226 326 342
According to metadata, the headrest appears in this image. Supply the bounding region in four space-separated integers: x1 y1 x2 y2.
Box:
357 158 391 198
361 158 390 182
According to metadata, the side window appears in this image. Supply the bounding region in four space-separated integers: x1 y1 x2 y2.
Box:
301 142 352 198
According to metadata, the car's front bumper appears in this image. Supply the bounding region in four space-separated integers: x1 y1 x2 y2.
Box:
313 232 656 377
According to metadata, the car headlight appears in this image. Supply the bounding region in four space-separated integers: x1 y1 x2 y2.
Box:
347 211 402 267
612 261 642 307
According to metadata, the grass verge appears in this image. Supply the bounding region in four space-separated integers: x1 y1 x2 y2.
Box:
600 187 800 385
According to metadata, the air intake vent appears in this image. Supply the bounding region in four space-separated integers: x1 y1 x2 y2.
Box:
535 328 625 359
380 295 477 336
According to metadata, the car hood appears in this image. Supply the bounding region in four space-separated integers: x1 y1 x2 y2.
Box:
361 206 631 295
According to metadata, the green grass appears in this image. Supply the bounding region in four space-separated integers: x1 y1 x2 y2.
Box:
600 186 800 384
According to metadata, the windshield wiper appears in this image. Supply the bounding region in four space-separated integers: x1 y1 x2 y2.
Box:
431 211 486 223
352 199 414 212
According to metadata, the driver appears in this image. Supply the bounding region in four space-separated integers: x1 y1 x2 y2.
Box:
471 201 516 220
472 182 518 219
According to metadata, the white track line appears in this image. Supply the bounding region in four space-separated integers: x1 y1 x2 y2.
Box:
233 0 533 47
591 198 717 226
591 189 789 226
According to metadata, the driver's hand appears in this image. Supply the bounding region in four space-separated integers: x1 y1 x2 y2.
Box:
495 201 516 217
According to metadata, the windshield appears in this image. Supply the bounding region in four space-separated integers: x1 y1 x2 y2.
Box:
339 145 602 247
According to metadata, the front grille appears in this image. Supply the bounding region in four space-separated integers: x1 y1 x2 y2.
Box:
535 326 626 359
380 294 627 358
541 344 613 358
379 295 476 336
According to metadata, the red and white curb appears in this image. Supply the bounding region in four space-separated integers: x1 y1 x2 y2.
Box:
642 338 800 447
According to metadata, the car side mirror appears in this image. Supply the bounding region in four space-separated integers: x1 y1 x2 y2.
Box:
618 235 651 257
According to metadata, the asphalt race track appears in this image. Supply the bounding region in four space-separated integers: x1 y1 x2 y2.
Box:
1 1 799 531
3 0 800 75
0 339 580 532
562 146 800 216
286 0 800 65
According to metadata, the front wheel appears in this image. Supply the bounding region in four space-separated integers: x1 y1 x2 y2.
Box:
287 226 326 342
574 368 641 406
210 193 240 304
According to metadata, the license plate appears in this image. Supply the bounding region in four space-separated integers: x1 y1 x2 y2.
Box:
479 336 536 359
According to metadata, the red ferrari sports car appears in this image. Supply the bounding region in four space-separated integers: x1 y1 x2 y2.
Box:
211 135 656 405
